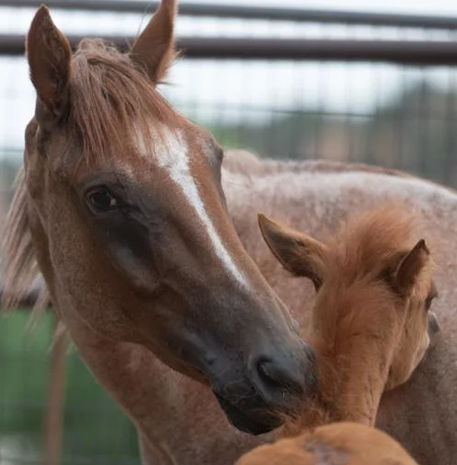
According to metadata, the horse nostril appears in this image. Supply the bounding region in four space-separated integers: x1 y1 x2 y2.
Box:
248 343 315 413
255 356 306 396
258 359 290 389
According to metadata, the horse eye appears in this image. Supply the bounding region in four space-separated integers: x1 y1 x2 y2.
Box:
425 293 437 311
87 189 119 212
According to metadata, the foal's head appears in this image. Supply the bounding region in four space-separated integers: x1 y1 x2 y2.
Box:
259 206 438 424
12 0 315 434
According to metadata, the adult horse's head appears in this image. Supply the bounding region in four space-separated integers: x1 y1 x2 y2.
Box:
16 0 315 434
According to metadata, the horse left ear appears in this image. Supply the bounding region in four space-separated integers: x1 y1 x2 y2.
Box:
27 5 72 124
130 0 177 84
394 239 430 296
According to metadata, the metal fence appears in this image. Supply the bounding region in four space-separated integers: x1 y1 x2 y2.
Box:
1 2 457 464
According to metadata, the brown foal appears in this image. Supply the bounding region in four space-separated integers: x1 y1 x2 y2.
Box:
235 205 437 465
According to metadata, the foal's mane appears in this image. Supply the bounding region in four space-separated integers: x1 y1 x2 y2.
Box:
322 205 429 286
1 39 177 316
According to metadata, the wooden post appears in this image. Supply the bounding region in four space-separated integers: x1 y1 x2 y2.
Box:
42 315 67 465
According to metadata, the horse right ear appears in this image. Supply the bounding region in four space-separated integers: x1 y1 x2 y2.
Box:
130 0 177 84
258 214 327 290
27 5 72 125
394 239 430 297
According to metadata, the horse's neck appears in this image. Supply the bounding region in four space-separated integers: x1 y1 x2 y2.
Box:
66 318 164 431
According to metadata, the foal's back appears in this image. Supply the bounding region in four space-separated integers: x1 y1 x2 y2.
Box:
236 422 419 465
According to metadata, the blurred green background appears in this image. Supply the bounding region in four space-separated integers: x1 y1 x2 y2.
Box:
0 312 139 465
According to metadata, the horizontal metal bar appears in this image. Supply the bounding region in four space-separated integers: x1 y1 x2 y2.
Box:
2 34 457 65
1 0 457 30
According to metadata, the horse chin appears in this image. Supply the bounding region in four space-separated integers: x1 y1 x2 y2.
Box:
214 392 281 435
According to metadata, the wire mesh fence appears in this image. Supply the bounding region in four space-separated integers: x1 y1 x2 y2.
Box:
1 2 457 464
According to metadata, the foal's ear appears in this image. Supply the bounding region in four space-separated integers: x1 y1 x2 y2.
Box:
130 0 177 84
258 214 327 290
27 5 71 123
394 239 430 296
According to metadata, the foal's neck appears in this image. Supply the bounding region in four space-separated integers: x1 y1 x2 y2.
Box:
332 336 390 425
285 335 391 435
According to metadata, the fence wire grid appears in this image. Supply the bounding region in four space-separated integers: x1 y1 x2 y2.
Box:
1 2 457 465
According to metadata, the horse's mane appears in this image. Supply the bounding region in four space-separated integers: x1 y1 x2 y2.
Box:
1 39 177 318
1 169 49 317
68 39 177 165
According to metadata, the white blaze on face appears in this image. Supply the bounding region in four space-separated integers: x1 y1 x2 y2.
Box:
137 125 247 289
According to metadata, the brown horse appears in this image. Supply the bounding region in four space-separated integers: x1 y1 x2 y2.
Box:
236 422 419 465
1 0 315 446
233 207 435 465
257 206 437 430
